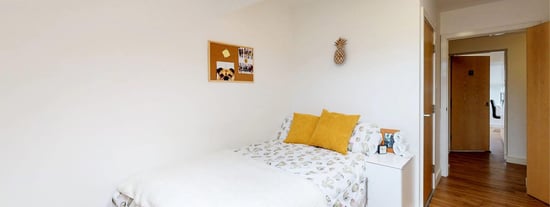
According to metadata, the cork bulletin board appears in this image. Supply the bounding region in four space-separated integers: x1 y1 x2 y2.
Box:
208 41 254 82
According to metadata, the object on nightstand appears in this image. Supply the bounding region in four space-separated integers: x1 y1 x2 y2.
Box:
392 132 411 157
380 128 399 153
378 145 387 154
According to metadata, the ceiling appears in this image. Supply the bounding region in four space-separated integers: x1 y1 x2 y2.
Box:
437 0 504 12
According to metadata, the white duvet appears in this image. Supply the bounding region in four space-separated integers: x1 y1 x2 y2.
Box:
116 150 326 207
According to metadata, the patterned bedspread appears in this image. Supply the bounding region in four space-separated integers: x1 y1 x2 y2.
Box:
236 139 368 207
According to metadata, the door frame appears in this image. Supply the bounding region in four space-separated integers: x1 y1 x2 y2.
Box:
421 15 436 207
449 50 507 153
438 22 538 177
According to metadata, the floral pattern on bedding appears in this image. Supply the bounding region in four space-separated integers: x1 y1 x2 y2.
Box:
347 122 381 155
236 139 367 207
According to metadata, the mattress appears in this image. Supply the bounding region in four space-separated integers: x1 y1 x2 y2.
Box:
113 140 368 207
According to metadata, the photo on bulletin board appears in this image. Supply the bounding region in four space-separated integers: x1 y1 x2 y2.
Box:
208 41 254 82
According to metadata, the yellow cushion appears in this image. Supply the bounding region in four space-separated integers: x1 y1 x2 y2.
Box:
284 113 320 145
310 109 360 154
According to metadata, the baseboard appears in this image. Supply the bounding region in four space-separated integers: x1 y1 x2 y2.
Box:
450 150 487 152
506 156 527 165
435 168 442 187
442 164 449 177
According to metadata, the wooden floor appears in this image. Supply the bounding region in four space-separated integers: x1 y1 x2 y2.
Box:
430 129 549 207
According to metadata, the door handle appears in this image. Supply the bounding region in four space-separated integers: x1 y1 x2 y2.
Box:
424 114 432 117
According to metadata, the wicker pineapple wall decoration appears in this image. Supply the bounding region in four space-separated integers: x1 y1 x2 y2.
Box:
334 37 347 65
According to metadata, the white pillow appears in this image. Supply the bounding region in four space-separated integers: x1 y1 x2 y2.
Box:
347 122 381 155
273 115 293 140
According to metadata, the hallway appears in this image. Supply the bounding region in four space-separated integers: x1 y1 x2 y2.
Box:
429 129 549 206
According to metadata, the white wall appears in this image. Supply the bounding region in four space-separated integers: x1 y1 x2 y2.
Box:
289 0 423 206
439 0 549 175
421 0 439 28
0 0 294 206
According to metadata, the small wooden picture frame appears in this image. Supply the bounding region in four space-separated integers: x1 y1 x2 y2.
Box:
380 128 400 153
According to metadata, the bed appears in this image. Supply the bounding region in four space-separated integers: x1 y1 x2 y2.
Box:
112 113 382 207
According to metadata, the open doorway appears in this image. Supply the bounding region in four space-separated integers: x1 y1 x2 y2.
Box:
434 23 548 206
441 31 528 177
488 51 506 156
450 51 506 156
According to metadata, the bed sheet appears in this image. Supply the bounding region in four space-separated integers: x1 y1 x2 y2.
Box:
236 139 368 207
114 150 326 207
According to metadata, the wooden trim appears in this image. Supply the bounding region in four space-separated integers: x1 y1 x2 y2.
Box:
526 22 549 204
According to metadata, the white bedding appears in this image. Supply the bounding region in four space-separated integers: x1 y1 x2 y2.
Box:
115 150 326 207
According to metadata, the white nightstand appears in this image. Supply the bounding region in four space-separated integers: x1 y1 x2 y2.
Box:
365 153 413 207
